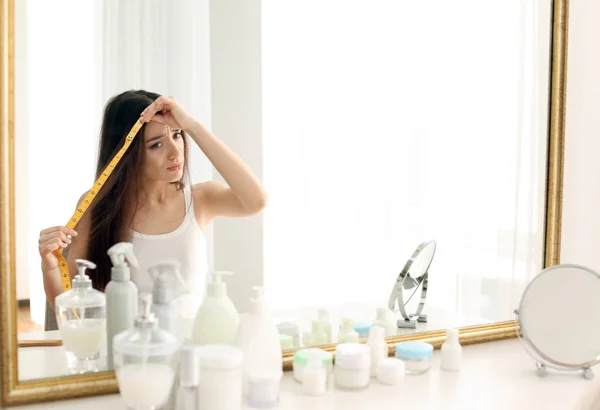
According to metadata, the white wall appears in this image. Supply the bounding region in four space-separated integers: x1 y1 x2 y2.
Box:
560 0 600 268
14 0 29 301
210 0 264 313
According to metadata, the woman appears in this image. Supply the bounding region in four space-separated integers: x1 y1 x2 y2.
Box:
38 90 267 315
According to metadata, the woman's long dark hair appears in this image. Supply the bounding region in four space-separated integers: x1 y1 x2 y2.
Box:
86 90 189 291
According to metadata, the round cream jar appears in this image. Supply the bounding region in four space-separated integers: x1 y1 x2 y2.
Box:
394 341 433 374
333 343 371 390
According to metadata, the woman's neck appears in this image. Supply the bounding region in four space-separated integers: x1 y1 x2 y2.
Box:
138 180 180 206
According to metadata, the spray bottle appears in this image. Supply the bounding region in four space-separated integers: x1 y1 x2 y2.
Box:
105 242 139 369
148 259 188 340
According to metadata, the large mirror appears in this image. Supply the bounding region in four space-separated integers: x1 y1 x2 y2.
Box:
1 0 568 405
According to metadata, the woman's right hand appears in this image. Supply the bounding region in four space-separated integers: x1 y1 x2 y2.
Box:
38 226 78 269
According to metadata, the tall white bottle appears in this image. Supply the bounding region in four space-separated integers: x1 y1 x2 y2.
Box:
191 271 239 345
235 287 282 396
105 242 139 369
149 259 187 340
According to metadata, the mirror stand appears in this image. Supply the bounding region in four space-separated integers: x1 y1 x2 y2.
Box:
390 271 429 329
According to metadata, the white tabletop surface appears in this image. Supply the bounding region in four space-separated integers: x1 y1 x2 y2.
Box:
10 339 599 410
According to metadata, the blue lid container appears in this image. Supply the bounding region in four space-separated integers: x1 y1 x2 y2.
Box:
353 322 372 336
395 341 434 360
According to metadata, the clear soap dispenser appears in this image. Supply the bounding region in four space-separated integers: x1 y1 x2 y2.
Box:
55 259 106 374
113 293 181 410
148 259 188 340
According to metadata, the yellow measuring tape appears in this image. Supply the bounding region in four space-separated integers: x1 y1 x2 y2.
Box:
55 119 144 291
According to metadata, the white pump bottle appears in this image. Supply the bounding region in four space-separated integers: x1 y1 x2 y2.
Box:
148 259 188 340
191 271 239 345
105 242 139 369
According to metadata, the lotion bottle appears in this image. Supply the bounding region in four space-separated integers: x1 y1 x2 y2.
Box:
235 286 282 397
191 271 239 345
105 242 139 369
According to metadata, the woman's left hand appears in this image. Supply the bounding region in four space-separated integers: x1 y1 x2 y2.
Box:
140 96 195 131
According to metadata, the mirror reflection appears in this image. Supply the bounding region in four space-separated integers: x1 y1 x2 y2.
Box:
14 1 552 382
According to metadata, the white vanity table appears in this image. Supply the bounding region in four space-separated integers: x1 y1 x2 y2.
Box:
11 339 592 410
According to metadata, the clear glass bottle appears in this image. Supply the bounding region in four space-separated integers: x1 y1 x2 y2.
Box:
113 293 181 410
55 259 106 374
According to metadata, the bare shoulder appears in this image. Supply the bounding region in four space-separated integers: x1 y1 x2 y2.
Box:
191 181 228 201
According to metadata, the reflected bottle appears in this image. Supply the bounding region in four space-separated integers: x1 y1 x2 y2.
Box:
55 259 107 374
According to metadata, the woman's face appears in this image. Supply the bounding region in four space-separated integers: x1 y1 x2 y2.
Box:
142 120 185 183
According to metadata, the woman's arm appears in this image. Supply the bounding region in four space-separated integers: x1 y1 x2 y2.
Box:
187 120 267 217
40 194 90 310
140 96 268 220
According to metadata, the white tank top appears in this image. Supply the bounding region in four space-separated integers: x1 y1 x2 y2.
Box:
130 185 208 318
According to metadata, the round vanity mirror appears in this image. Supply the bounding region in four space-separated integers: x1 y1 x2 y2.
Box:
515 264 600 379
388 240 437 329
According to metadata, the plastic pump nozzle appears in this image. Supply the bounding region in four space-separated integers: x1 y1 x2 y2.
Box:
73 259 96 289
107 242 139 281
148 259 188 304
207 271 234 297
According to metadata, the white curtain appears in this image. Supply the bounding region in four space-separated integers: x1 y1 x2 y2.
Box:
262 1 549 321
24 0 213 324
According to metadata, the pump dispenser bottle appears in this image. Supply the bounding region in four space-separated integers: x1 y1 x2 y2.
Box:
113 293 181 410
148 259 188 340
191 271 239 345
235 286 282 397
105 242 139 369
55 259 106 374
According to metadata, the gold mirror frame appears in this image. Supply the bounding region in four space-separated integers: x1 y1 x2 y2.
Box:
0 0 569 406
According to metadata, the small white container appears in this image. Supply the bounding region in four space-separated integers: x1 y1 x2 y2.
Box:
302 349 327 396
395 341 433 374
311 320 328 345
334 343 371 390
367 326 388 377
197 344 244 410
376 358 405 385
317 308 332 343
246 369 283 409
277 319 300 348
441 328 462 372
338 318 359 343
279 334 294 350
293 348 333 383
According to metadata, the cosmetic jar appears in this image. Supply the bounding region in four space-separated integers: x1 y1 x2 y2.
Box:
394 341 433 374
333 343 371 390
293 348 333 382
246 369 283 409
279 334 294 350
376 358 405 385
277 319 300 348
353 322 372 339
197 345 243 410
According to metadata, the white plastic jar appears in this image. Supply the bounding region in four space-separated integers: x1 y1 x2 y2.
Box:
333 343 371 390
277 319 300 348
394 341 433 374
246 369 283 409
197 345 244 410
377 357 405 385
293 348 333 383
